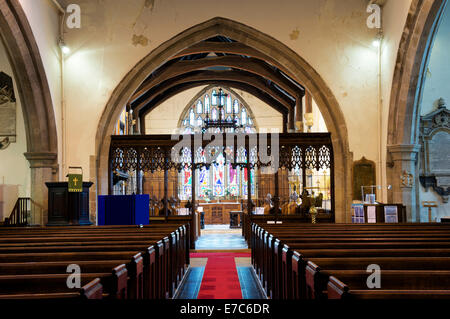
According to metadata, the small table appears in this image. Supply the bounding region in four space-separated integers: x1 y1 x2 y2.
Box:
230 211 243 228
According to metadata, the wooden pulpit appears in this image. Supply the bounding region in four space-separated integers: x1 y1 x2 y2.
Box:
46 182 93 226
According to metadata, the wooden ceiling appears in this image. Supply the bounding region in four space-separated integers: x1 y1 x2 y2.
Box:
128 36 306 132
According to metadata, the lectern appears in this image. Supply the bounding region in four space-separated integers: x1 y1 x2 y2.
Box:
46 182 93 226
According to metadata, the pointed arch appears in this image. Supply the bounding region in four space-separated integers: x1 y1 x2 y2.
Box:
386 0 448 221
0 0 58 224
388 0 448 146
96 17 351 222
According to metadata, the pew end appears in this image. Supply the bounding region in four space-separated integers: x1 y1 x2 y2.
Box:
305 261 328 300
327 276 349 300
80 278 104 300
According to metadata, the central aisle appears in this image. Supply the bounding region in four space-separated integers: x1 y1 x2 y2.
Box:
175 225 265 299
193 252 249 299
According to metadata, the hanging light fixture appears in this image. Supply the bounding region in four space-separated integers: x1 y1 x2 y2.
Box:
59 38 70 55
202 88 243 133
372 30 383 48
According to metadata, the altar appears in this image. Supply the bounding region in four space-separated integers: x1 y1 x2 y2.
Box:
198 201 241 225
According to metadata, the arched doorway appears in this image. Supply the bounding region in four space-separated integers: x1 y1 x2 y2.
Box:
0 0 58 225
387 0 448 221
96 17 351 223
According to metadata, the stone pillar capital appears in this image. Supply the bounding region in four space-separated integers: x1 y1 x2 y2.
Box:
24 152 58 173
387 144 421 162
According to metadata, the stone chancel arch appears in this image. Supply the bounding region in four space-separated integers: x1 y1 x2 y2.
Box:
96 17 352 223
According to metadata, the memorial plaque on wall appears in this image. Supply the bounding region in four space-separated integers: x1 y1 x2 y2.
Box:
352 157 376 200
429 131 450 174
0 72 16 146
419 100 450 202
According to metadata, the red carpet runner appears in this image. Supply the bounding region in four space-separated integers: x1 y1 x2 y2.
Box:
191 253 250 299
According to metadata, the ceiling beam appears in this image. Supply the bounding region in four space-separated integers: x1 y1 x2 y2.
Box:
130 56 303 102
138 80 289 121
131 70 295 115
171 42 305 90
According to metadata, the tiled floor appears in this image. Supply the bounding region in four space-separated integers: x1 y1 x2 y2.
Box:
195 225 248 250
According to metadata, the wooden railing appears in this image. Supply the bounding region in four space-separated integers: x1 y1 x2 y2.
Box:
4 198 30 226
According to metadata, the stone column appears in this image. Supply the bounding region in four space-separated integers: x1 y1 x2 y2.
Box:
24 152 58 225
387 144 421 222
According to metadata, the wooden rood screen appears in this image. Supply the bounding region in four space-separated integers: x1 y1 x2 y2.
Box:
109 133 334 217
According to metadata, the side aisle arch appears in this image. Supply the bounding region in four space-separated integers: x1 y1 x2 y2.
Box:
387 0 448 221
0 0 58 225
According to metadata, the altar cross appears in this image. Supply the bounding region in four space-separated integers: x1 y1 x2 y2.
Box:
213 88 228 108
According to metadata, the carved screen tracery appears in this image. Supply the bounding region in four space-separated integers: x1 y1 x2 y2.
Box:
110 133 334 213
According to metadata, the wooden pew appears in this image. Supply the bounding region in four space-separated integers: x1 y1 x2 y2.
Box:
0 241 155 299
0 265 127 299
0 277 104 300
0 225 189 295
252 222 450 300
0 224 189 296
307 262 450 299
0 258 143 299
0 224 188 300
327 274 450 300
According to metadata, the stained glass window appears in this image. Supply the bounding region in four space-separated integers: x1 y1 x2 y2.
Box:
189 109 195 126
178 87 257 200
211 90 217 105
241 108 247 125
196 101 203 114
213 154 225 197
183 168 192 197
228 166 239 196
198 166 209 198
234 100 239 113
205 95 210 113
243 168 255 196
226 96 232 113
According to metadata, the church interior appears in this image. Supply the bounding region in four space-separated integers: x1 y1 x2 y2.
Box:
0 0 450 304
